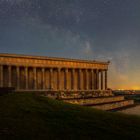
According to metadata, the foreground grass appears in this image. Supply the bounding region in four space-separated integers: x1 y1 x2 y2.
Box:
0 93 140 140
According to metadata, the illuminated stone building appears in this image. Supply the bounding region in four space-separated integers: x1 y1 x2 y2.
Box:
0 53 109 92
0 53 135 110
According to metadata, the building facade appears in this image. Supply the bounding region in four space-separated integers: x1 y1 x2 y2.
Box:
0 54 109 92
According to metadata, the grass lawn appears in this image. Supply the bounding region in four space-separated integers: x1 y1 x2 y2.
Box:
0 93 140 140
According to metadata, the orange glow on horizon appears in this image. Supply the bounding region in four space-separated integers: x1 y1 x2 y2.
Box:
112 86 140 90
131 86 140 90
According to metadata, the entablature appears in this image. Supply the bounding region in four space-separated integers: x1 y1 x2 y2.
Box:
0 54 109 70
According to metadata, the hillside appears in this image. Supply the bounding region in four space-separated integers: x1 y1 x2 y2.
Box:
0 93 140 140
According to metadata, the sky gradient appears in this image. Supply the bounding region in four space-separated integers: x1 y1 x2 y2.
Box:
0 0 140 89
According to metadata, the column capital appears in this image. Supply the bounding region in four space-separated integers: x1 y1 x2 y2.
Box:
65 68 68 72
42 67 45 72
72 68 75 72
58 68 61 71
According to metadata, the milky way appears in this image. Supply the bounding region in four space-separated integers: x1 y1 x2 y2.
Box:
0 0 140 89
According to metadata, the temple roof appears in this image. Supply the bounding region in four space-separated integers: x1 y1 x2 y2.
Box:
0 53 110 65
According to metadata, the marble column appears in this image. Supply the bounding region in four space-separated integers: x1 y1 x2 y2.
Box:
96 69 99 90
72 69 75 90
65 68 69 90
86 69 89 90
50 68 53 90
94 70 96 90
79 69 82 90
33 67 37 89
8 66 12 87
0 65 3 87
25 67 28 89
42 68 45 89
105 70 107 90
57 68 61 90
91 69 94 90
101 70 103 90
16 66 20 89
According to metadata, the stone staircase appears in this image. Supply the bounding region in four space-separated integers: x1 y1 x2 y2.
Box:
60 95 134 111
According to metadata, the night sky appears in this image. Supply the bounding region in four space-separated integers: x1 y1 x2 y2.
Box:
0 0 140 89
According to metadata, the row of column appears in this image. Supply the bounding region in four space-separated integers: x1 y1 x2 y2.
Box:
0 65 108 90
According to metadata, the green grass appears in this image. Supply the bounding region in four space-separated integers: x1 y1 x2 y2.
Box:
0 93 140 140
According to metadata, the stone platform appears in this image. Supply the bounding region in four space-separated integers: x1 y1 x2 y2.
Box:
59 94 134 111
62 96 124 105
42 90 134 111
90 99 134 111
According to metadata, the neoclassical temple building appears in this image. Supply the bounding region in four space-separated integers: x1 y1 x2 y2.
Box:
0 53 109 92
0 53 135 110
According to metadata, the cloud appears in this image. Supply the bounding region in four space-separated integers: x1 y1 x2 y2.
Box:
84 41 92 54
0 17 93 59
80 41 95 60
0 11 140 89
0 0 24 4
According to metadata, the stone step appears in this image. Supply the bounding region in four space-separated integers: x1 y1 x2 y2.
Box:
63 96 125 105
90 100 134 111
57 91 113 100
